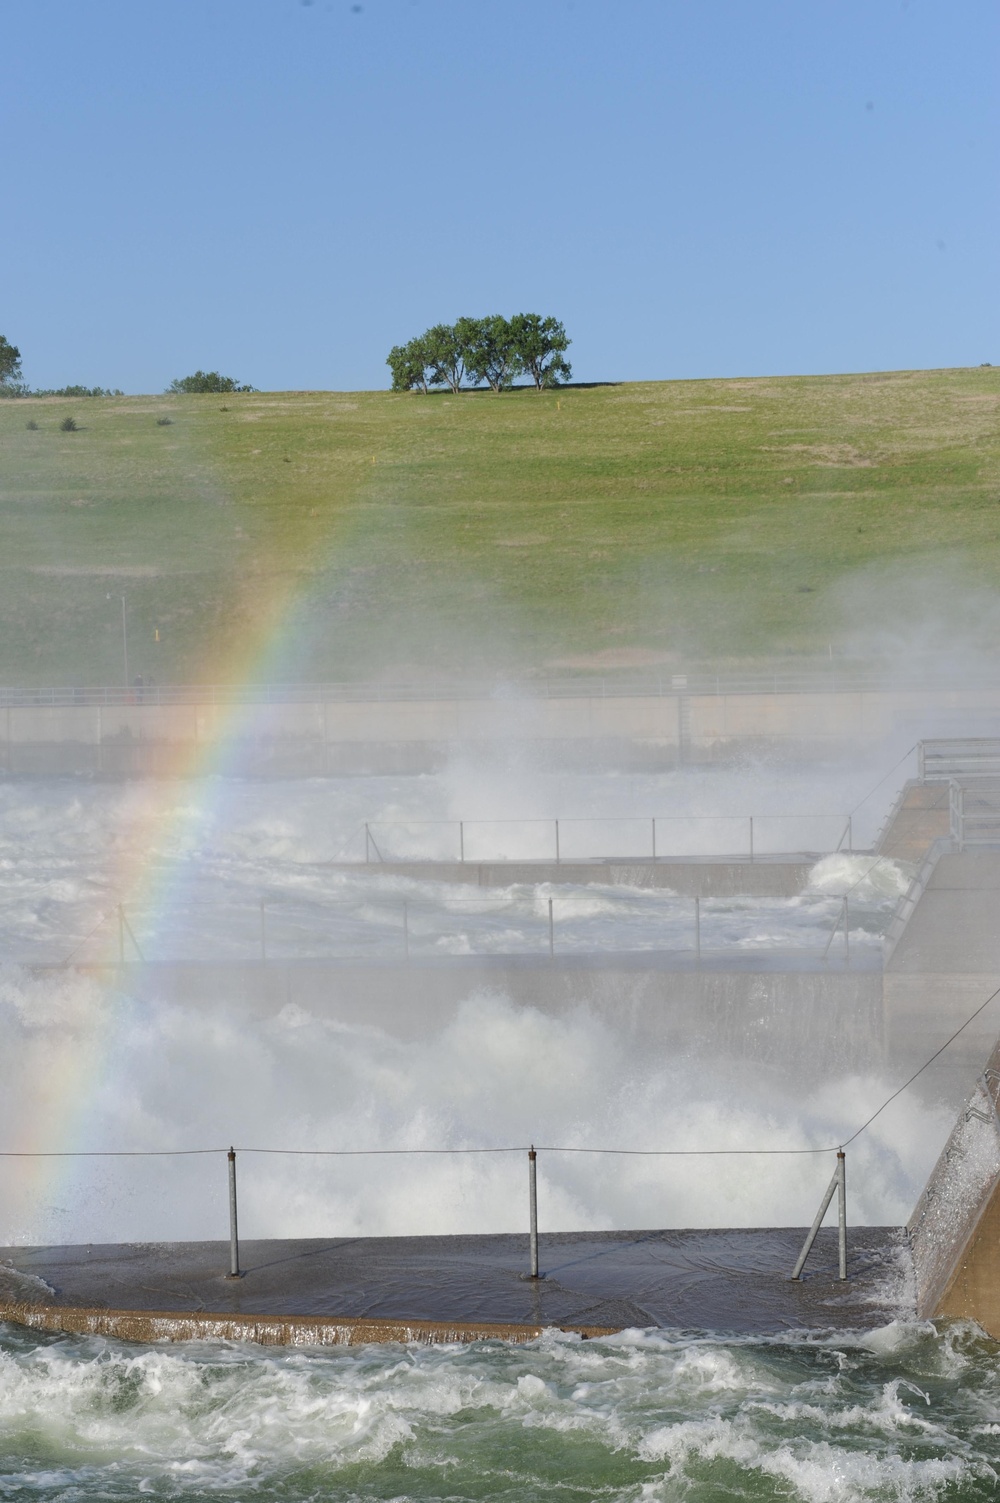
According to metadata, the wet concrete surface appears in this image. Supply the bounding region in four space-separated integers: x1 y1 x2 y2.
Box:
0 1227 911 1336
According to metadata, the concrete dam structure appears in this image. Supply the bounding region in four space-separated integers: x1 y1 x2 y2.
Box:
7 737 1000 1343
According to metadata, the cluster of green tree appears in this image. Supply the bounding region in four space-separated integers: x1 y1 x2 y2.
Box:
166 371 256 393
0 334 23 394
0 334 122 397
387 314 571 394
32 384 123 397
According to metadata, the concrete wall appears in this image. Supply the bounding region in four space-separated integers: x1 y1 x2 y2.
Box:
338 861 815 898
908 1038 1000 1332
6 685 1000 775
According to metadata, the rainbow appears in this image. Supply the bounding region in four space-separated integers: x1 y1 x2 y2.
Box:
7 471 364 1231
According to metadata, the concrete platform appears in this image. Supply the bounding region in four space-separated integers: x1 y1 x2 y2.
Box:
0 1228 911 1346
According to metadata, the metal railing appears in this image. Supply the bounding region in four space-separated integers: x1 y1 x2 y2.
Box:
5 665 1000 709
26 890 872 969
0 1141 854 1288
950 778 1000 850
360 813 857 864
919 738 1000 782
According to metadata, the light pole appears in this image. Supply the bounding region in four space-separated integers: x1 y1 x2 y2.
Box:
107 593 128 685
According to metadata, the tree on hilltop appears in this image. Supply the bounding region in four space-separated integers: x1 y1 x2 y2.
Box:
167 370 255 394
461 314 522 393
387 337 431 394
0 335 23 388
511 313 571 389
386 313 573 393
426 321 473 394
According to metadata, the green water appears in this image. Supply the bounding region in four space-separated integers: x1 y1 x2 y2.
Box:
1 1320 998 1500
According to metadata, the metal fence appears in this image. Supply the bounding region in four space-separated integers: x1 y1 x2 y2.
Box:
28 889 864 969
360 813 857 864
4 664 999 709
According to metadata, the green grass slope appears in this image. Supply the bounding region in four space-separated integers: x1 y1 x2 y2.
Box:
1 367 998 684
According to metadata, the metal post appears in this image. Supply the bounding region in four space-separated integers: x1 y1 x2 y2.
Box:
118 903 125 964
695 896 701 964
528 1146 539 1278
555 819 560 866
837 1150 847 1281
652 817 656 861
843 896 849 967
749 816 754 862
403 899 409 960
548 898 554 959
459 821 465 863
792 1153 845 1280
259 897 266 962
226 1147 241 1278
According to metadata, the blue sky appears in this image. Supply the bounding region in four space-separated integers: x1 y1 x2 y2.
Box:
3 0 997 392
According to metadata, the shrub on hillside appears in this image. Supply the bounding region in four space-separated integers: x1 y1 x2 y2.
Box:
167 371 255 394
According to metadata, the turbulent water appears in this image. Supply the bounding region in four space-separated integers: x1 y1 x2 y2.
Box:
1 1321 999 1500
0 768 907 963
0 761 941 1246
4 756 996 1500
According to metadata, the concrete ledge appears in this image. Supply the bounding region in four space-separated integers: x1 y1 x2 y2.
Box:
328 860 818 897
0 1303 611 1347
0 1230 909 1345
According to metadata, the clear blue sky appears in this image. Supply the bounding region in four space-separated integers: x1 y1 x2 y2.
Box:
3 0 997 392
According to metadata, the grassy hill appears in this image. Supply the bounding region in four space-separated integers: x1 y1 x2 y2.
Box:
1 367 998 685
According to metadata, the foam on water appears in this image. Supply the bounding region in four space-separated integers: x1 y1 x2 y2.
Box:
0 1320 997 1500
0 776 908 962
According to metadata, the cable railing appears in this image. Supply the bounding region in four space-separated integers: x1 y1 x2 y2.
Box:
19 888 873 969
4 664 1000 709
5 974 1000 1287
360 813 858 864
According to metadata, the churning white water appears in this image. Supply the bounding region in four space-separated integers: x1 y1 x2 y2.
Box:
0 1321 998 1500
0 770 907 963
0 760 934 1248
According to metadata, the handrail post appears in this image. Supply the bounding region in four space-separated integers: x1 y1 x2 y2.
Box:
792 1151 848 1280
548 898 554 959
837 1150 847 1281
459 821 465 863
226 1147 241 1278
528 1147 539 1278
